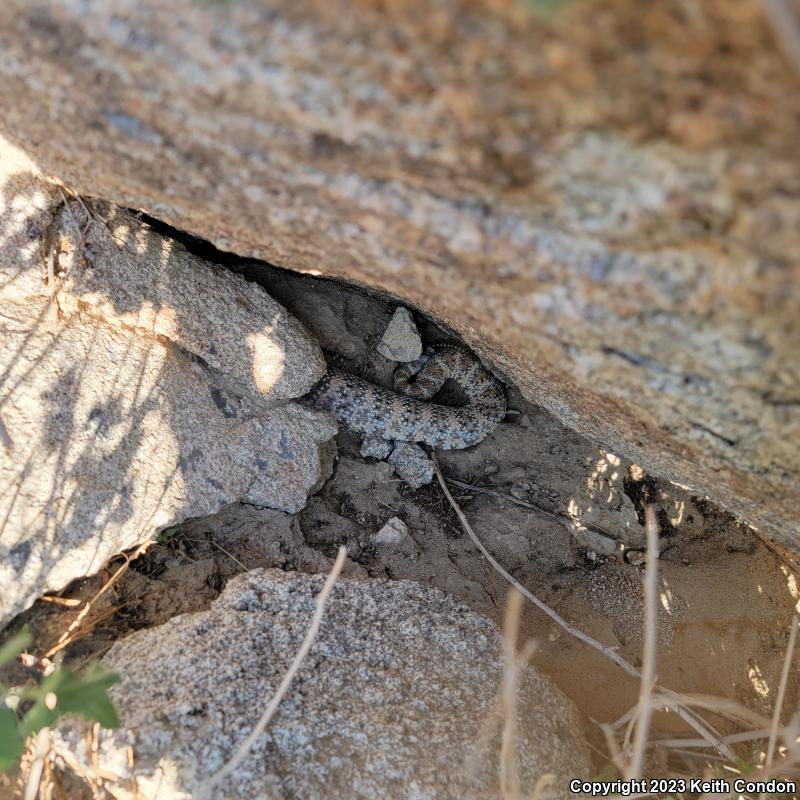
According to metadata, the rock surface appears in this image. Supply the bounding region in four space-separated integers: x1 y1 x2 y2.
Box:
358 432 393 460
371 515 416 554
376 307 422 362
57 201 325 403
0 0 796 546
55 569 591 799
0 148 335 626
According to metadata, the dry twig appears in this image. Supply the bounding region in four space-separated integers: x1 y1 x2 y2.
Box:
626 502 660 779
24 729 50 800
433 454 639 677
499 589 551 800
433 456 740 764
765 614 799 776
443 476 616 541
46 540 153 658
500 590 523 799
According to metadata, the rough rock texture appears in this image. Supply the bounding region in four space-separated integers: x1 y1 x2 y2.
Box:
57 201 325 403
0 0 798 547
359 432 393 460
0 146 335 626
371 515 416 554
376 307 422 362
565 452 641 548
55 570 591 799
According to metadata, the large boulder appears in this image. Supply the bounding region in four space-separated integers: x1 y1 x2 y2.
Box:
55 569 592 799
0 146 335 626
0 1 796 547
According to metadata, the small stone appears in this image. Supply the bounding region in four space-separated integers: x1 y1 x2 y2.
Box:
624 550 647 567
372 517 415 553
376 307 423 362
359 434 393 460
509 482 532 501
389 442 434 488
657 488 707 538
581 529 619 558
572 453 643 548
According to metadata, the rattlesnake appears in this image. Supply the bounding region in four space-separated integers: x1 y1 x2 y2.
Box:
304 344 506 450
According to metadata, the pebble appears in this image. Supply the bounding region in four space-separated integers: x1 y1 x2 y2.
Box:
372 517 416 554
376 307 423 362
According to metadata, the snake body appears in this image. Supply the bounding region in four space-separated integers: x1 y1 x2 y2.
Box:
304 344 506 450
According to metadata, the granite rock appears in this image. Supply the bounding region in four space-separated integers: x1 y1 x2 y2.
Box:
376 307 422 362
54 570 592 799
0 0 797 547
0 148 335 626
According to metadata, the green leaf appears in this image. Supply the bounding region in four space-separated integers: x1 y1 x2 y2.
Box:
0 706 24 772
0 628 32 668
156 524 182 544
19 665 121 736
53 665 121 729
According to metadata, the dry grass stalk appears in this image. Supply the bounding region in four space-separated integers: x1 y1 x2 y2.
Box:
39 596 81 608
23 729 50 800
529 773 556 800
500 589 524 799
626 502 660 779
655 691 772 730
433 456 749 766
431 454 640 678
763 0 800 75
766 614 799 770
46 540 153 658
444 476 616 541
499 588 551 800
48 736 122 795
500 589 522 800
599 722 627 775
184 536 249 571
652 727 794 749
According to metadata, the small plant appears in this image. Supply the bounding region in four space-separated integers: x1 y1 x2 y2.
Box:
156 523 183 544
0 628 120 772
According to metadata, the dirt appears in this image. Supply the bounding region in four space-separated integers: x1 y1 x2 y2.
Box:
2 251 799 782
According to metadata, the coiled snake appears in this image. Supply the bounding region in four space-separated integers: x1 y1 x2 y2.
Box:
304 344 506 450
